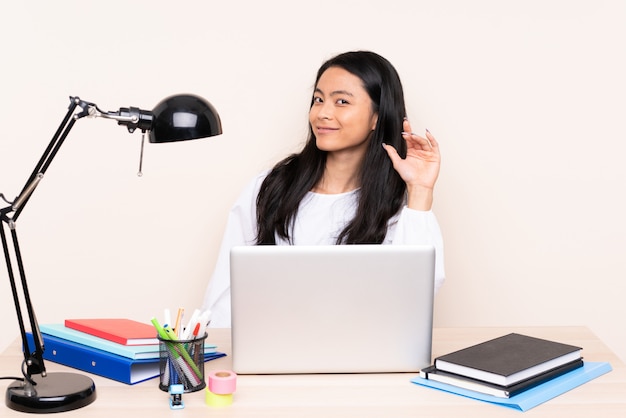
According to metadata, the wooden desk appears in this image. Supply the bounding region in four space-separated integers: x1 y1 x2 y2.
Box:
1 327 625 417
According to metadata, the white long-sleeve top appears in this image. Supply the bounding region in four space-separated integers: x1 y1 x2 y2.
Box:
202 172 445 327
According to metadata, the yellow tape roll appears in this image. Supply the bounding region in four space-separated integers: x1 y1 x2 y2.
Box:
205 388 233 407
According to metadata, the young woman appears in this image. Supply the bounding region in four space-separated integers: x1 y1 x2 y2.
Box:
202 51 445 327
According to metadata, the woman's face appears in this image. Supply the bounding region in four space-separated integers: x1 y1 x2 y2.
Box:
309 67 378 156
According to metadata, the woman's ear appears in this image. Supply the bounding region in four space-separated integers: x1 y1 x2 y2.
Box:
371 114 378 131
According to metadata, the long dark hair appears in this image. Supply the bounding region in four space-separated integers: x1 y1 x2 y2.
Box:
255 51 408 244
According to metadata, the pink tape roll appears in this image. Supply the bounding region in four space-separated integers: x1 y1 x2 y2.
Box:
208 370 237 395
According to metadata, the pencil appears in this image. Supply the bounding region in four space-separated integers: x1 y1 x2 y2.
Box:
174 308 184 338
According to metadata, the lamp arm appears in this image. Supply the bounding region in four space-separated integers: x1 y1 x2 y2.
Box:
8 97 154 219
0 97 91 380
0 223 46 380
86 101 153 134
102 108 153 133
10 97 85 220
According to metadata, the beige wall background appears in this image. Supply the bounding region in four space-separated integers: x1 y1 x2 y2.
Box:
1 1 625 362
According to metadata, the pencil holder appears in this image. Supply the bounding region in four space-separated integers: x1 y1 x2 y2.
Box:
158 333 207 393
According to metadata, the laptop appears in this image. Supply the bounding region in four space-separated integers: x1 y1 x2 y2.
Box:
230 244 436 374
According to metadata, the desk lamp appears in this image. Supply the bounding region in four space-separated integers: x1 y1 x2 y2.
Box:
1 94 222 413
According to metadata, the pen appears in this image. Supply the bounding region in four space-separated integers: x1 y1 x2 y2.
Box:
163 309 172 329
182 309 201 340
190 322 202 364
163 325 177 340
151 317 169 340
174 308 184 338
196 310 211 339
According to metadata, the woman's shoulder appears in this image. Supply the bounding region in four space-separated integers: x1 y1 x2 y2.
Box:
238 170 270 199
251 169 271 184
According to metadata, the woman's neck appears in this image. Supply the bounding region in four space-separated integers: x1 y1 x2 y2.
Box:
312 152 362 194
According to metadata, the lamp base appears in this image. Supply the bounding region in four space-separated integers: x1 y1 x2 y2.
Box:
6 372 96 413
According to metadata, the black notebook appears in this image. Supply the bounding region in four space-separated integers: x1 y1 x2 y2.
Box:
433 333 582 386
420 358 584 398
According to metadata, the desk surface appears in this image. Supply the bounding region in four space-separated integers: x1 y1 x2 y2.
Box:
1 326 625 417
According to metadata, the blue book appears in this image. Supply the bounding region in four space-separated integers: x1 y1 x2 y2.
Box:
411 361 612 412
39 323 217 360
26 332 226 385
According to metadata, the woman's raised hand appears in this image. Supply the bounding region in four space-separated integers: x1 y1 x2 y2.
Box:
382 119 441 210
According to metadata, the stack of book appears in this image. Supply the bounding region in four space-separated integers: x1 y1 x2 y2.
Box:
414 333 612 411
26 318 225 385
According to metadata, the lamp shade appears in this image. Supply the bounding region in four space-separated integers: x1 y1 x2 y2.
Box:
149 94 222 143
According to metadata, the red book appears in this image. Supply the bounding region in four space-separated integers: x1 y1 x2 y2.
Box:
65 318 158 346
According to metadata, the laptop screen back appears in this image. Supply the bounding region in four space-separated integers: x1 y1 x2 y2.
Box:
230 244 435 374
